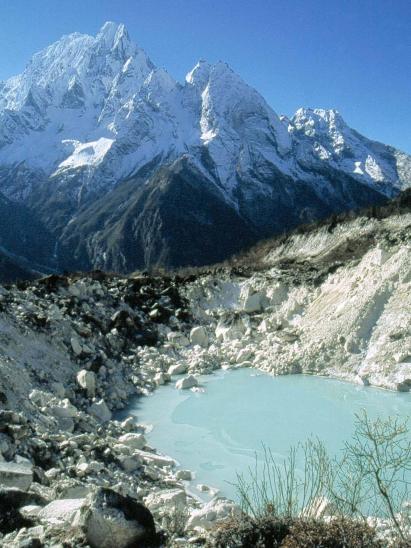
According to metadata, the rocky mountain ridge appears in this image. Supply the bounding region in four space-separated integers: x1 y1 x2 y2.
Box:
0 22 410 274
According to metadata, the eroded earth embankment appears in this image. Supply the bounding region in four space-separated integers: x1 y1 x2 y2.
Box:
0 204 409 546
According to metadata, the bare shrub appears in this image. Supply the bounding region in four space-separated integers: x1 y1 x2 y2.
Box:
235 439 332 520
330 412 411 542
222 412 411 546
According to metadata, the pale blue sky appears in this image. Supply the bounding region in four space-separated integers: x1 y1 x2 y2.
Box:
0 0 410 152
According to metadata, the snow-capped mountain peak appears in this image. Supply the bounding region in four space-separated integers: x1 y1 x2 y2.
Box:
0 22 409 273
185 59 211 87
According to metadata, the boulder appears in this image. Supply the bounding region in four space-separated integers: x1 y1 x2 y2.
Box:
154 372 165 385
0 461 33 490
76 370 96 397
167 332 190 347
80 488 158 548
236 348 253 362
393 362 411 392
76 461 104 477
187 498 240 531
144 488 186 512
132 449 176 468
176 469 192 481
89 399 112 422
243 291 265 313
190 326 209 347
168 363 188 376
118 433 146 450
20 504 43 519
71 337 84 356
50 398 78 418
215 321 245 342
175 375 198 390
38 498 85 525
118 455 142 473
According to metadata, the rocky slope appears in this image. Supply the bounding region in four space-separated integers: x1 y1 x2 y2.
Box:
0 194 409 546
0 22 410 274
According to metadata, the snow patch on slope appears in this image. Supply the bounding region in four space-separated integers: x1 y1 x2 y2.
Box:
57 138 114 170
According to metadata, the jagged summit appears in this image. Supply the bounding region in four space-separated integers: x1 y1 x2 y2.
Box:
0 22 409 274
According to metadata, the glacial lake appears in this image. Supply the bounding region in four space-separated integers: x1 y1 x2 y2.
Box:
126 368 411 502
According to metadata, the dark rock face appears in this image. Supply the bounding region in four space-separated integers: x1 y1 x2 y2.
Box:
56 157 389 274
0 155 393 281
0 192 55 282
57 158 259 272
82 488 162 548
0 488 45 534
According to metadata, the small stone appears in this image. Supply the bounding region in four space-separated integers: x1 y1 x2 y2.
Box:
175 375 198 390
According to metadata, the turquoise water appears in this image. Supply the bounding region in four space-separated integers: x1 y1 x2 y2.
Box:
127 369 411 501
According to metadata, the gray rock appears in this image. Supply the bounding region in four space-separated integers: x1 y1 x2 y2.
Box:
190 326 209 347
0 461 33 490
38 498 85 525
71 337 84 356
176 469 193 481
89 399 112 422
243 291 264 313
167 332 190 347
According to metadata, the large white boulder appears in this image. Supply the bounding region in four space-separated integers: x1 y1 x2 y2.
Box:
175 375 198 390
50 398 78 418
38 498 85 525
168 363 188 376
76 370 96 397
190 326 209 347
118 433 146 450
187 498 241 531
144 488 186 512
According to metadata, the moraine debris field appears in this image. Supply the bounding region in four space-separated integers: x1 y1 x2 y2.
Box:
0 192 410 546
